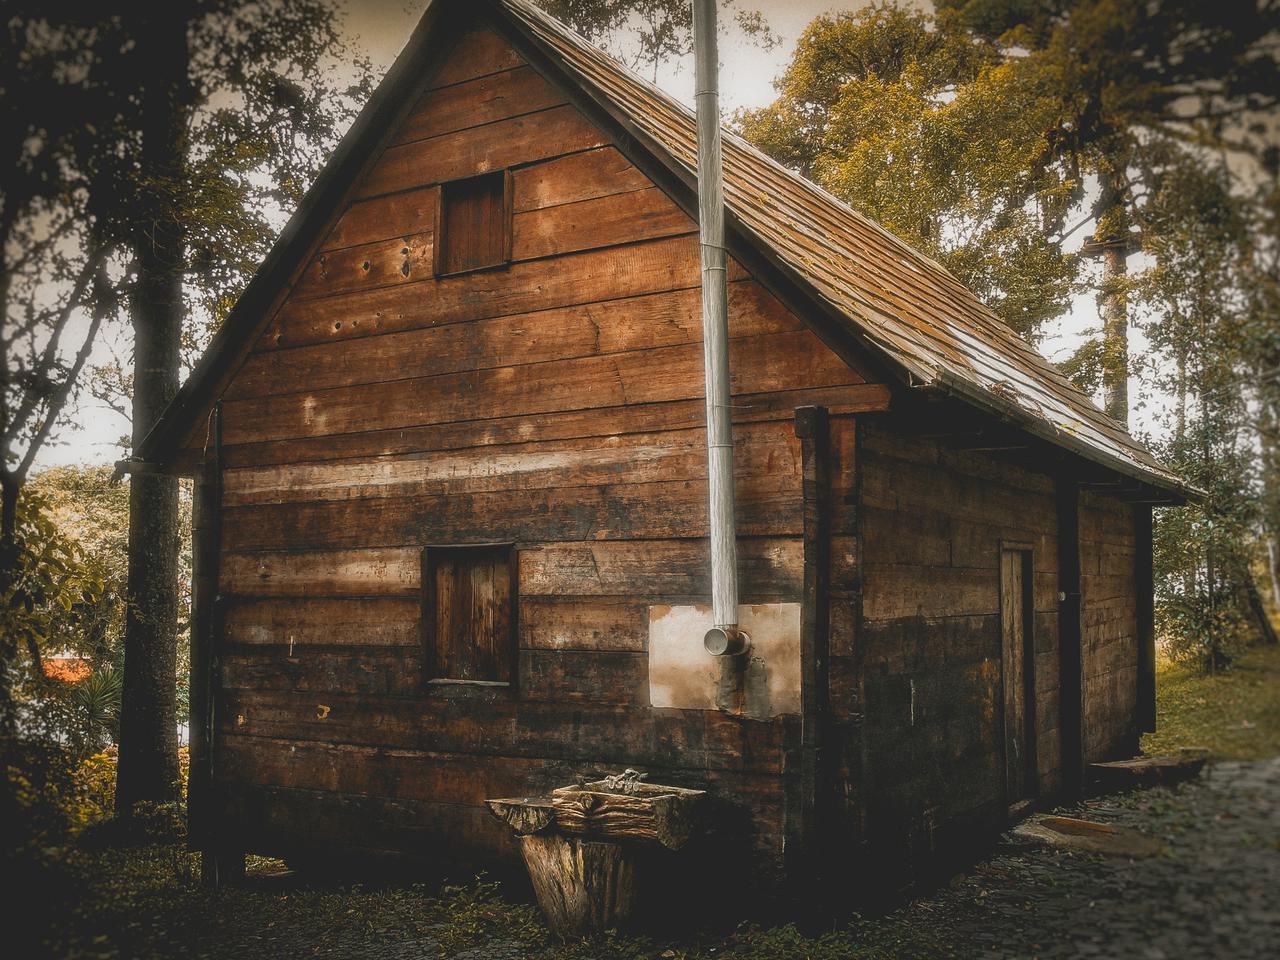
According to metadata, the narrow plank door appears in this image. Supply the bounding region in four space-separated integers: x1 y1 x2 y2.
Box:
1001 549 1037 802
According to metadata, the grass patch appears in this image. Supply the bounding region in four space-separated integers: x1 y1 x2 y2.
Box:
35 847 962 960
1142 642 1280 760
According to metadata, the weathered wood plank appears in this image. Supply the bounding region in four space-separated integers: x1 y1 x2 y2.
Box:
293 231 434 301
221 644 648 703
259 234 717 350
520 599 649 652
861 565 998 621
396 65 566 144
220 548 420 597
220 537 804 602
519 650 648 704
211 384 891 471
221 420 800 507
321 187 438 253
518 538 804 600
227 281 797 402
425 28 524 91
221 645 422 697
218 475 804 552
512 147 650 213
359 105 607 199
219 741 570 806
224 331 858 445
217 691 791 772
511 186 689 261
217 781 516 864
222 597 421 646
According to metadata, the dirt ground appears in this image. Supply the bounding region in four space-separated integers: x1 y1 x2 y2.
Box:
39 755 1280 960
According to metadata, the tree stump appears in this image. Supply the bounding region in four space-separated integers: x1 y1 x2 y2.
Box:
487 780 704 939
517 833 638 939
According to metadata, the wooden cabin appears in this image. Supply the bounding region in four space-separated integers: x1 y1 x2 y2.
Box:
135 0 1190 903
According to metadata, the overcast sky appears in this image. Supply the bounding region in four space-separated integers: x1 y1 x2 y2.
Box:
43 0 1113 470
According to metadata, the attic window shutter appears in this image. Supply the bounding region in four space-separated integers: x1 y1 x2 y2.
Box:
435 171 511 275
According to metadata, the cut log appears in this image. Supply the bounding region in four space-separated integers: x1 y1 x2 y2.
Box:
1013 815 1165 859
485 797 555 836
551 779 704 850
517 833 638 939
1088 748 1209 791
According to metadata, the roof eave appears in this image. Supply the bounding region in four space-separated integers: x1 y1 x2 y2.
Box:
924 368 1200 504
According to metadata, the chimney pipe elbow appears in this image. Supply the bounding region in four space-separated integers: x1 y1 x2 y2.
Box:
704 626 750 657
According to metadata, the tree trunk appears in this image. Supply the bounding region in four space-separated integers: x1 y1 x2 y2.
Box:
1096 163 1131 427
1246 577 1279 646
116 3 190 815
1267 538 1280 610
1260 406 1280 609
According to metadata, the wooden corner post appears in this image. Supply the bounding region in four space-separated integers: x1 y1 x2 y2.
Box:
189 401 240 885
793 405 831 900
1056 478 1084 794
1134 504 1156 734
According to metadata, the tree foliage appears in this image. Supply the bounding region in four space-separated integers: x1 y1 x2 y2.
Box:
737 4 1078 337
1136 156 1262 664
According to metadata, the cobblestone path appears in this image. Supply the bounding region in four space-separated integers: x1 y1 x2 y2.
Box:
898 757 1280 959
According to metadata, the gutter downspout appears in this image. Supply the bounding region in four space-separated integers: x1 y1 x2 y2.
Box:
694 0 748 658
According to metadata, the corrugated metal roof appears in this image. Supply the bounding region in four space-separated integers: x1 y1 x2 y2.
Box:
499 0 1188 497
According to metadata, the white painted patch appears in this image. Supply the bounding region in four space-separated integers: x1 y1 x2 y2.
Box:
647 603 801 716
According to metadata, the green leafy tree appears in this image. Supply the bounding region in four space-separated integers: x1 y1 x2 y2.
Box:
1136 150 1274 665
737 3 1078 339
1243 159 1280 617
0 465 163 753
0 486 105 736
937 0 1280 425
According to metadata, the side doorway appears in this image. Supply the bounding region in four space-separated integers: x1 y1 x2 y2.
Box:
1000 546 1038 807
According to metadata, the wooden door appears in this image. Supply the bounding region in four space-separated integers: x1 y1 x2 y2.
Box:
1000 548 1037 803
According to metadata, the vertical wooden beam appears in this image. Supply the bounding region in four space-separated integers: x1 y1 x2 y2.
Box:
190 402 238 885
1056 478 1084 794
187 469 212 848
1134 504 1156 734
792 405 831 898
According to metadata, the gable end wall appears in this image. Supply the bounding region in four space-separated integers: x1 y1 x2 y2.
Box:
196 21 883 893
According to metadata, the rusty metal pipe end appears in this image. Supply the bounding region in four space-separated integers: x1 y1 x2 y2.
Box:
704 626 750 657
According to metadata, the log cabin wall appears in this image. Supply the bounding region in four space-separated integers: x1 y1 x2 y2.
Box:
1078 491 1141 762
188 23 883 892
851 418 1063 880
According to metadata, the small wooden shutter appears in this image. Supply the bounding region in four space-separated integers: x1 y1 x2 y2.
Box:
424 545 515 683
436 171 509 275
